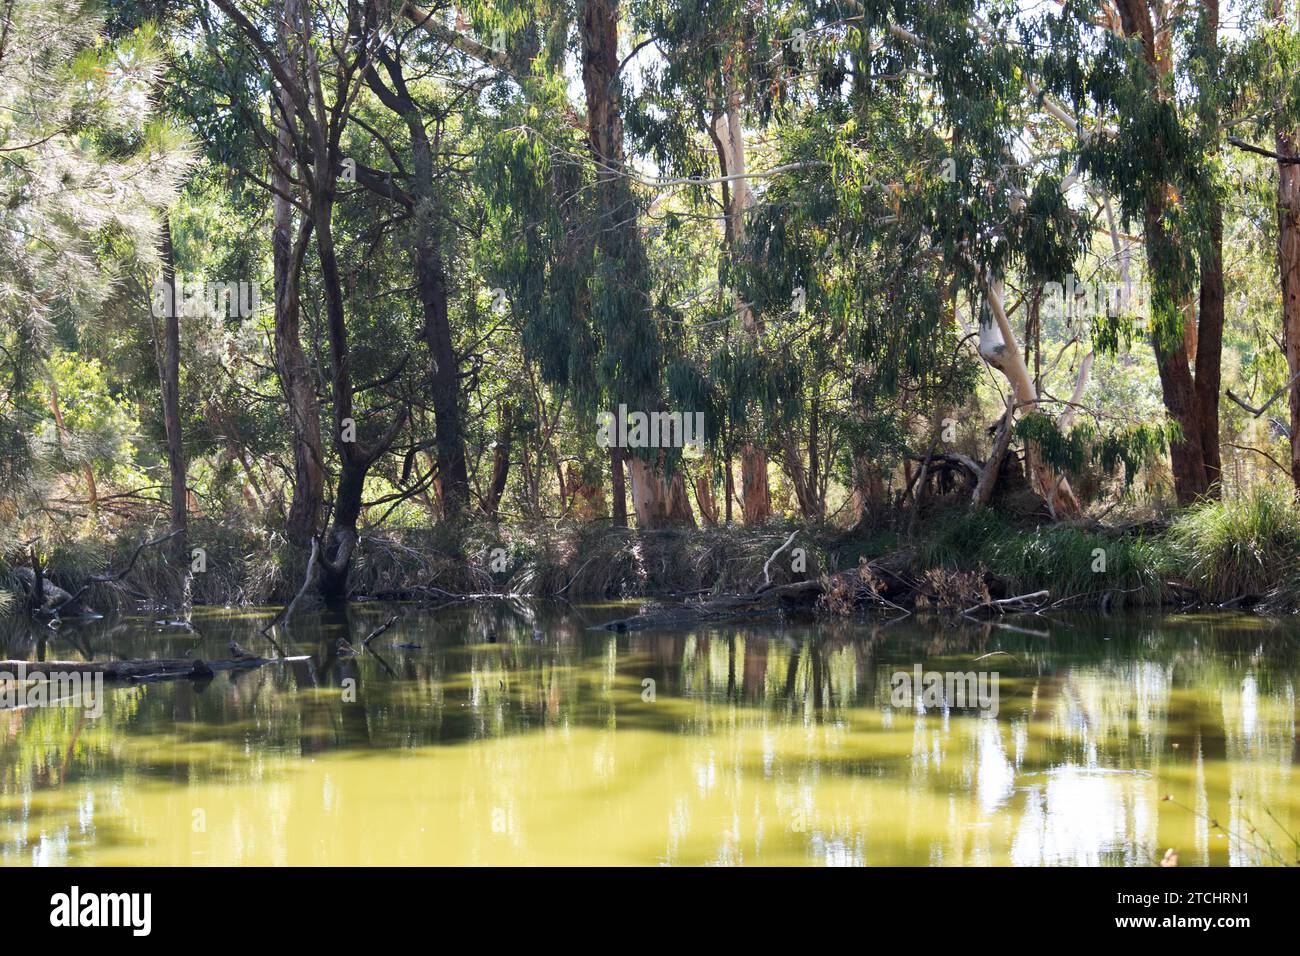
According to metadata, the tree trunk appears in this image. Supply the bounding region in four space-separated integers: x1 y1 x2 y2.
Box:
694 456 720 526
157 217 188 570
740 443 771 522
483 403 514 520
1145 205 1212 505
609 447 628 526
666 471 696 526
270 41 324 547
849 453 885 524
1275 0 1300 493
978 278 1082 517
407 109 469 518
1118 0 1220 505
712 73 772 524
319 457 365 603
626 456 668 528
1278 118 1300 494
782 437 819 519
579 0 681 527
361 41 471 519
1195 199 1225 493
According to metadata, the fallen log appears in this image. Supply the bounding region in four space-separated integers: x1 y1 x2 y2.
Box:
597 579 829 631
0 655 309 683
962 590 1050 618
12 569 101 618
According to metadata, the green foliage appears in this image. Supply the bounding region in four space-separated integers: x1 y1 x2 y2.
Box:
916 506 1163 607
1164 486 1300 603
1014 412 1176 488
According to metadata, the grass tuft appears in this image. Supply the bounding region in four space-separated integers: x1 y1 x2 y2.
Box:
1164 486 1300 605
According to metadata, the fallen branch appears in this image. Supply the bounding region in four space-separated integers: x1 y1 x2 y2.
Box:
762 531 800 586
38 529 183 616
362 614 398 647
0 655 309 683
262 537 319 634
597 578 826 631
962 590 1050 618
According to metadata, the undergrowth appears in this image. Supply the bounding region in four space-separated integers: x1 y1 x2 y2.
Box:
5 485 1300 614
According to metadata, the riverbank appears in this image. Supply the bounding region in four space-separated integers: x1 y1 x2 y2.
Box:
6 487 1300 618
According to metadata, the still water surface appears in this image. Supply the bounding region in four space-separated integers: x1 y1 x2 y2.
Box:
1 604 1296 866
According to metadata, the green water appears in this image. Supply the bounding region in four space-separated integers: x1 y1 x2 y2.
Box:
0 604 1296 866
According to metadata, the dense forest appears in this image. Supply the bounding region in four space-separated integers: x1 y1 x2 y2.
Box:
7 0 1300 616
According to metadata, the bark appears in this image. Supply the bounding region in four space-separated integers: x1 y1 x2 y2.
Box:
410 120 469 518
1278 129 1300 494
310 189 406 598
1195 200 1225 493
782 437 820 519
483 403 514 520
579 0 683 527
625 456 667 528
1116 0 1221 504
694 456 720 526
609 447 628 526
849 453 886 524
314 200 368 602
712 72 772 524
978 278 1082 517
1276 0 1300 494
270 25 324 546
666 470 696 526
972 397 1015 508
740 442 771 522
361 40 470 518
624 455 695 527
1057 350 1095 431
157 217 188 570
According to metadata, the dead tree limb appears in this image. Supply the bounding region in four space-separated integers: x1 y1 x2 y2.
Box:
362 614 398 646
44 529 183 615
0 654 309 683
1225 368 1300 417
972 397 1015 508
762 531 799 586
962 589 1050 618
262 537 320 634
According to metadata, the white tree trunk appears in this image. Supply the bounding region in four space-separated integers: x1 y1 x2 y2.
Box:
978 277 1082 518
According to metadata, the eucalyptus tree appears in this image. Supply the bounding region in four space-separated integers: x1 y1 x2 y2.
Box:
1027 0 1232 504
728 2 1104 516
347 4 461 519
211 0 412 598
577 0 698 526
418 0 697 527
629 0 794 524
735 11 976 518
1231 0 1300 492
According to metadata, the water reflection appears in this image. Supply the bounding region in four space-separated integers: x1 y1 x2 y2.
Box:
0 605 1296 865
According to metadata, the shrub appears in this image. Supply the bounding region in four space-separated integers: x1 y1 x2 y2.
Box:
1163 486 1300 604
